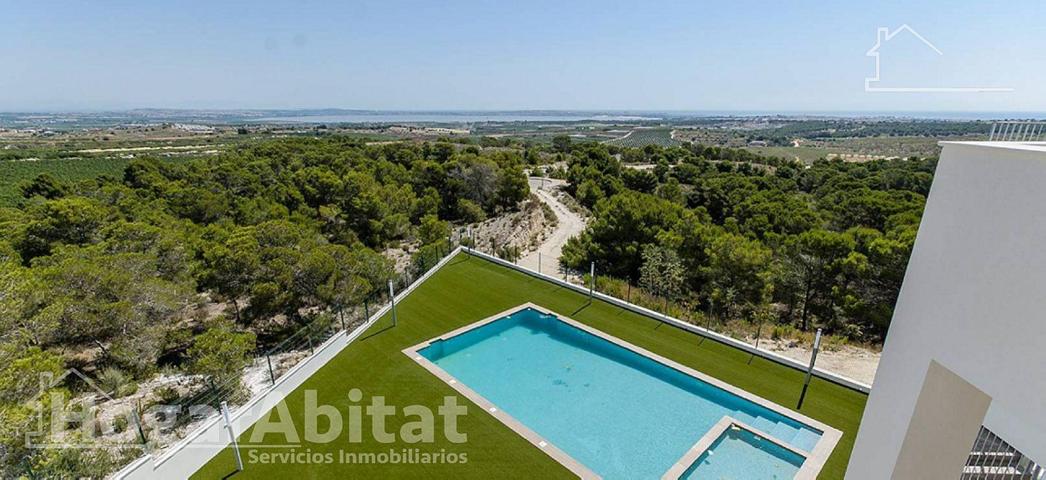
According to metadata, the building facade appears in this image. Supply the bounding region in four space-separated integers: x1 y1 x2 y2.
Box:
847 141 1046 479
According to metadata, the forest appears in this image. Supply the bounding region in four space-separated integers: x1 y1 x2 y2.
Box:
0 133 934 477
560 142 933 344
0 137 529 477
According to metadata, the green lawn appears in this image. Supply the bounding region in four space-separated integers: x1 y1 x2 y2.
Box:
193 253 866 479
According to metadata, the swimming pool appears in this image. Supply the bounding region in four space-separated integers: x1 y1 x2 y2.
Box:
681 425 805 480
405 304 840 479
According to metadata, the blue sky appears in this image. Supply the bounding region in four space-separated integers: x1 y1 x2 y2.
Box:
1 0 1043 112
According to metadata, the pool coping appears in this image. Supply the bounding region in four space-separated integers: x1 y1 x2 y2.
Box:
402 302 842 480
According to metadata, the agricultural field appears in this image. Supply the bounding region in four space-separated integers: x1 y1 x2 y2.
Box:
605 128 680 147
0 157 190 206
807 135 965 159
744 135 972 164
671 127 748 147
744 145 839 164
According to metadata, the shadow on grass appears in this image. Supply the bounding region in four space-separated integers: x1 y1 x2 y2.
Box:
571 300 591 316
359 320 395 342
446 255 470 267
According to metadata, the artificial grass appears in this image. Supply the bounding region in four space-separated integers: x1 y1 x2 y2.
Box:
192 253 866 479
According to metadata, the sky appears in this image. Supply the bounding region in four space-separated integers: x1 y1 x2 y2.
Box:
1 0 1043 113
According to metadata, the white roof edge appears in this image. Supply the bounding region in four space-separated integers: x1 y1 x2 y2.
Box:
938 141 1046 153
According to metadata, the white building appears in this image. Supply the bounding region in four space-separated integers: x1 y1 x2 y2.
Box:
847 137 1046 479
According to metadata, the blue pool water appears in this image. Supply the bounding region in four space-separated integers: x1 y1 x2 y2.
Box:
682 428 804 480
419 308 820 479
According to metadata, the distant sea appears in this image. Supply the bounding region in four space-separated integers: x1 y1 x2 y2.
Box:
3 109 1043 129
683 111 1046 121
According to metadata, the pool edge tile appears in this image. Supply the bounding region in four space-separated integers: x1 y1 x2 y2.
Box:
403 302 841 480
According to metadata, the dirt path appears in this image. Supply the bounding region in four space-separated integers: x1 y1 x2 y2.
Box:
754 338 880 385
518 177 587 277
75 144 223 153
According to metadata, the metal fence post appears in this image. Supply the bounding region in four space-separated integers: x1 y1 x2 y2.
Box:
364 298 370 321
23 457 36 480
221 401 244 472
131 409 147 446
797 328 822 410
388 280 397 327
266 353 276 385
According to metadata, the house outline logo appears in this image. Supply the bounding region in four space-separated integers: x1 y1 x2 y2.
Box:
864 24 1014 93
21 368 146 449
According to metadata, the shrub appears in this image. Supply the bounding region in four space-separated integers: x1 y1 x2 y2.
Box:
188 318 256 386
153 385 181 405
97 368 138 398
457 199 486 223
113 415 129 433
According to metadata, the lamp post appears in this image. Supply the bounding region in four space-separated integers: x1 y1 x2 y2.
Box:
589 262 595 300
797 328 822 410
388 280 397 327
221 402 244 472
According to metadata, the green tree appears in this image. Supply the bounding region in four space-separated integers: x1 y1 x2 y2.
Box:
780 230 855 330
0 346 64 404
639 245 685 304
19 197 108 259
457 198 486 223
495 164 529 211
188 318 256 386
702 231 774 320
19 173 67 200
417 214 450 245
552 135 572 153
205 228 261 323
562 192 687 279
36 248 191 374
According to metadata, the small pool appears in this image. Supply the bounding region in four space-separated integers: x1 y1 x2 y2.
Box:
410 305 830 479
682 427 805 480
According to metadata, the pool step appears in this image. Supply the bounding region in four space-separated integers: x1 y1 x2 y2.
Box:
768 422 797 444
751 416 778 434
791 428 821 453
731 414 819 453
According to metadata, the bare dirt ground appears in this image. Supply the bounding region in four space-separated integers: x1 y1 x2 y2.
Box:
750 338 880 385
517 177 588 278
469 191 558 257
